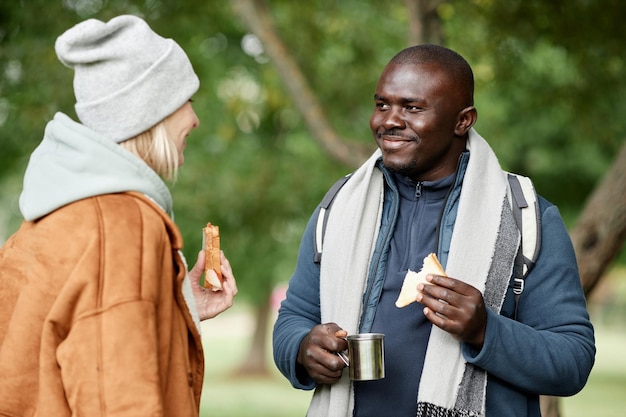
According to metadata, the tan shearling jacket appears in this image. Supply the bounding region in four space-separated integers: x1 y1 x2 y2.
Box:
0 192 204 417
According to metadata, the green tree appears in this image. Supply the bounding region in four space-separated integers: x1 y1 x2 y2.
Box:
1 4 624 416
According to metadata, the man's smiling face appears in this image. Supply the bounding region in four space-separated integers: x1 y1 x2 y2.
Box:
369 62 469 182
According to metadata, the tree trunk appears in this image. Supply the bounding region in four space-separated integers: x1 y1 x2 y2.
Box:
405 0 446 45
232 299 272 377
540 396 561 417
230 0 372 169
570 141 626 296
540 141 626 416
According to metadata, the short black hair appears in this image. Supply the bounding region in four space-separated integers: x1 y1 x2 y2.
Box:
389 44 474 106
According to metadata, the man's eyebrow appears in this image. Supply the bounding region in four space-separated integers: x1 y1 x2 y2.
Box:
374 93 425 104
402 97 425 104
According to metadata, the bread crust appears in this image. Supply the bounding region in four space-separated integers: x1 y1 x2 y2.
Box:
395 253 446 308
203 223 223 290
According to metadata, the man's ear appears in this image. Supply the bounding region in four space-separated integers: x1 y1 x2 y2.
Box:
455 106 477 136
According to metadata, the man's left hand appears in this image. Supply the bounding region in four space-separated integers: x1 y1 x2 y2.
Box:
416 274 487 349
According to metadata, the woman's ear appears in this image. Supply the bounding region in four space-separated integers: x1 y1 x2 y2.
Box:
455 106 477 136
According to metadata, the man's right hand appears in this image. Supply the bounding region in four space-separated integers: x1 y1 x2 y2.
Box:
297 323 348 385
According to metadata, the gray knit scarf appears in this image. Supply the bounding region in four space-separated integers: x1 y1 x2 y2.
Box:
309 129 520 417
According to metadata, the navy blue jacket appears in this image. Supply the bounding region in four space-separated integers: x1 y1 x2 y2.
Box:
273 155 595 416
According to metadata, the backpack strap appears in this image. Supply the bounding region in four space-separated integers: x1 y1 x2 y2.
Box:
507 173 542 320
313 174 352 264
312 172 542 321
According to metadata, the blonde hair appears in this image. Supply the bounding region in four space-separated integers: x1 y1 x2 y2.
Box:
120 120 180 182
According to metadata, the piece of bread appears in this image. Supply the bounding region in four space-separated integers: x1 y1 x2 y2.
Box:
395 253 446 308
203 222 223 291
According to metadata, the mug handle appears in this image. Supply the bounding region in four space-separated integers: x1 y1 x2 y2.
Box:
336 351 349 367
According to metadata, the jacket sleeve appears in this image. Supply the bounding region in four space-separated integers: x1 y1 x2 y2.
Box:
462 199 596 396
273 209 322 390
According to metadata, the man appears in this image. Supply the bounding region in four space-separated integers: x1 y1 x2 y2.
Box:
273 44 595 417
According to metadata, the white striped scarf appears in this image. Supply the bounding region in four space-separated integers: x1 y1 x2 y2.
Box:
308 129 519 417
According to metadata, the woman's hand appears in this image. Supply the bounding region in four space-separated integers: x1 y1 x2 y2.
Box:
189 250 238 320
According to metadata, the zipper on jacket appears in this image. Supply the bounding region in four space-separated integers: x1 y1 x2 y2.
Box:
434 152 467 254
415 181 423 198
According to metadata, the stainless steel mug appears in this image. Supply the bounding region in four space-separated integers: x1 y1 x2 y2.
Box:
337 333 385 381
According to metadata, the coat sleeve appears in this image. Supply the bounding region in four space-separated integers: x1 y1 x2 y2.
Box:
273 209 323 390
462 199 596 396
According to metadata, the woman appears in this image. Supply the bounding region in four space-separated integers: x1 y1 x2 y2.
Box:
0 15 237 416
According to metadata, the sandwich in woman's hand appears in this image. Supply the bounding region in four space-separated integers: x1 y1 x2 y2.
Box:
395 253 446 308
203 222 223 291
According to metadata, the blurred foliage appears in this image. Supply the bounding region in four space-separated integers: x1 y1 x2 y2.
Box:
444 0 626 223
1 0 624 308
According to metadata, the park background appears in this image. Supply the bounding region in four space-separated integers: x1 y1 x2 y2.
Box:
1 1 625 416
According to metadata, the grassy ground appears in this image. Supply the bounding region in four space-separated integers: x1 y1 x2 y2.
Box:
198 304 626 417
199 306 310 416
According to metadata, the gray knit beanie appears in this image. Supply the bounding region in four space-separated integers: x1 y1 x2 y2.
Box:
55 15 200 143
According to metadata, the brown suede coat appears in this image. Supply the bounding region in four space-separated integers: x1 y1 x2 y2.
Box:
0 192 204 417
